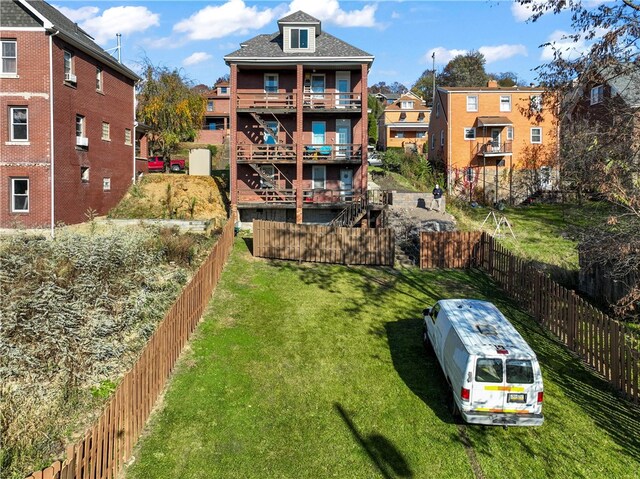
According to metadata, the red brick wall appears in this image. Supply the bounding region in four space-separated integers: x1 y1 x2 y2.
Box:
0 31 52 228
51 36 135 225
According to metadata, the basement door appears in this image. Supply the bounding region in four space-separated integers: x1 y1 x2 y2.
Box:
340 168 353 200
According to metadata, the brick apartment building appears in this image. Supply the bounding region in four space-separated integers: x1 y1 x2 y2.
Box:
428 81 557 203
197 79 230 145
378 91 430 152
224 11 374 224
0 0 139 229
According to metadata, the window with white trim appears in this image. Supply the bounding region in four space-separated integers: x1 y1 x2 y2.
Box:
125 128 132 145
466 95 478 112
103 177 111 191
1 40 17 74
312 165 326 189
394 131 404 138
401 101 414 109
11 178 29 212
102 122 110 141
219 86 228 94
96 66 103 91
207 100 214 111
590 85 604 105
290 28 309 49
416 131 426 138
440 130 445 146
530 127 542 144
76 115 85 137
530 95 542 112
81 166 89 183
10 107 28 141
264 74 278 94
464 127 476 140
500 95 511 112
63 50 75 82
507 127 514 141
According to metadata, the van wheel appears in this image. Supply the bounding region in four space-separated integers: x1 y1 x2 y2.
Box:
422 327 433 355
447 387 461 419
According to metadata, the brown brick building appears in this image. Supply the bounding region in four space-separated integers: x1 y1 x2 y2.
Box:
0 0 139 229
225 11 374 225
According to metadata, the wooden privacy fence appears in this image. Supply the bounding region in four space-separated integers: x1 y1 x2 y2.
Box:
26 216 236 479
420 231 639 404
253 220 395 266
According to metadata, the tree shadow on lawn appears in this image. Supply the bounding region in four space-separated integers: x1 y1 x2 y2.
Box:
334 402 413 479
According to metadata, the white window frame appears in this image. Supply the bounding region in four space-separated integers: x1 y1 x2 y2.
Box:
507 127 514 141
416 131 426 138
76 114 85 137
500 95 511 112
431 135 436 150
207 100 214 112
590 85 604 105
220 86 228 94
102 122 110 141
125 128 132 145
436 102 441 118
11 177 29 213
401 101 414 109
290 28 310 49
1 40 17 75
466 95 478 112
440 130 445 146
530 95 542 112
264 73 278 95
81 166 90 183
394 130 404 138
96 66 103 91
312 165 326 190
530 127 542 144
10 107 28 141
64 50 74 76
103 177 111 191
464 127 476 140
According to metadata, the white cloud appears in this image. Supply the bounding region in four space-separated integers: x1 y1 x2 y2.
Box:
287 0 378 27
479 44 527 64
511 0 548 22
391 11 401 20
423 47 467 65
54 5 99 22
54 5 159 44
174 0 281 40
183 52 212 66
540 30 589 61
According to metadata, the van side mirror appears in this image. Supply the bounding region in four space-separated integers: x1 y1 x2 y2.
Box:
423 308 432 317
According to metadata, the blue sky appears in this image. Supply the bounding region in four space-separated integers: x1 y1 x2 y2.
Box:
52 0 586 88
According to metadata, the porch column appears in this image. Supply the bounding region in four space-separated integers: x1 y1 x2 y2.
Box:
230 64 238 218
361 63 368 194
296 64 304 224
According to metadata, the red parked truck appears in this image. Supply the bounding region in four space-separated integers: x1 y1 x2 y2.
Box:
147 156 186 173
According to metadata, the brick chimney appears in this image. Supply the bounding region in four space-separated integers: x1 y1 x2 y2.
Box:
487 79 498 88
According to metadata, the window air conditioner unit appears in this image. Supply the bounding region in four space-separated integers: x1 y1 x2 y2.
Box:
76 136 88 147
65 73 77 83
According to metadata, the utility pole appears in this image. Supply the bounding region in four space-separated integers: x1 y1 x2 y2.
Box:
431 51 436 107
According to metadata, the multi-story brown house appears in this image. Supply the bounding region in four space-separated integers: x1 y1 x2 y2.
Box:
378 92 430 152
224 11 374 224
0 0 139 229
428 80 557 203
197 79 230 145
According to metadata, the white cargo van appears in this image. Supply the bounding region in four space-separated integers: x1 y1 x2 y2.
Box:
422 299 544 426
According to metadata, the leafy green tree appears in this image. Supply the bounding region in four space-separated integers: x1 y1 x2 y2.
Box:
438 51 488 87
491 71 520 87
411 69 436 106
367 94 384 145
137 60 205 162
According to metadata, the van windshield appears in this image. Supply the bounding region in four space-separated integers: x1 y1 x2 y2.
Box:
475 358 503 383
506 359 534 384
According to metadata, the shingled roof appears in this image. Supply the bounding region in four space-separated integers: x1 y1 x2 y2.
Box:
225 11 372 63
2 0 139 80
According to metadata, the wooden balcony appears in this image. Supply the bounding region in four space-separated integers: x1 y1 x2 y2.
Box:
237 188 296 205
236 188 366 206
237 93 296 111
237 144 296 163
302 189 363 205
302 144 362 163
476 141 513 156
303 92 362 111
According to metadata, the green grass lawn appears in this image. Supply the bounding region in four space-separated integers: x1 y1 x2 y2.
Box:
125 239 640 479
447 201 616 272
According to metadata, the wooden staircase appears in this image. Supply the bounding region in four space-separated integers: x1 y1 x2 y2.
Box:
331 195 368 227
248 163 295 203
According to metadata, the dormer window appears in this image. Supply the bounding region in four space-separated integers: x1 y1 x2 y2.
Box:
590 85 604 105
401 101 414 109
291 28 309 49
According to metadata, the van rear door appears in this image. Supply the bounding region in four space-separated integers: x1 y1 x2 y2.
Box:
504 358 539 414
472 357 505 412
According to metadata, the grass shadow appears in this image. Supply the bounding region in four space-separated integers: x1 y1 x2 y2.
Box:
334 403 413 478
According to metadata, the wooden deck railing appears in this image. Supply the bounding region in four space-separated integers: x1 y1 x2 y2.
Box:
302 144 362 163
236 144 296 163
236 92 296 109
476 141 513 155
25 216 236 479
303 92 362 109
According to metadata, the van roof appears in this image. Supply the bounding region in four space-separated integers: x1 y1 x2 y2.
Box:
438 299 536 358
